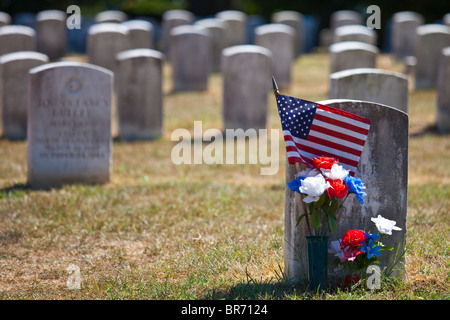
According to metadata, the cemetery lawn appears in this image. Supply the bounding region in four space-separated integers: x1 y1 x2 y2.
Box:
0 53 449 300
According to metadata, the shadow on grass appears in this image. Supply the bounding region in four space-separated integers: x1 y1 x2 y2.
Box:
410 123 447 138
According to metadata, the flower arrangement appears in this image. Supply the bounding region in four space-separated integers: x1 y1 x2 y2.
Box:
287 156 367 235
329 215 403 287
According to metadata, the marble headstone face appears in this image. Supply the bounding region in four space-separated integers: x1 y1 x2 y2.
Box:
0 11 12 26
330 10 363 30
194 18 227 73
222 45 272 131
161 10 194 55
329 41 379 73
271 10 304 56
27 62 113 188
87 23 130 72
254 23 295 89
215 10 248 48
0 25 36 56
36 10 67 60
437 47 450 133
414 24 450 89
283 99 408 282
329 68 409 113
333 25 377 45
116 48 164 140
122 20 154 49
391 11 424 61
0 51 49 139
170 25 211 91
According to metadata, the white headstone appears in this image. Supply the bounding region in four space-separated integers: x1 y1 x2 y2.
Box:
95 10 127 23
254 23 295 89
0 11 12 26
437 47 450 133
329 68 409 113
0 51 49 139
161 10 194 55
271 10 304 56
0 25 36 56
215 10 247 48
194 18 226 73
222 45 272 131
391 11 424 61
36 10 67 60
284 99 408 282
87 23 130 72
122 20 154 49
330 10 363 30
27 62 113 188
444 13 450 27
170 25 211 91
329 41 379 73
414 24 450 89
333 25 377 46
116 49 164 140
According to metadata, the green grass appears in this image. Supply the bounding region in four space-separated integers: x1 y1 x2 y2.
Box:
0 53 449 300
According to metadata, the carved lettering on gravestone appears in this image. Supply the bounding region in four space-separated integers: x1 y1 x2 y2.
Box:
28 62 113 188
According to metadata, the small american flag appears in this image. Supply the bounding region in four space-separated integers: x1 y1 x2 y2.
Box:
276 94 371 175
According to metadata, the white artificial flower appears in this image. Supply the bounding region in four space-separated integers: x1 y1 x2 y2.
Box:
329 239 345 260
371 215 402 235
294 167 321 179
299 174 330 203
320 163 349 180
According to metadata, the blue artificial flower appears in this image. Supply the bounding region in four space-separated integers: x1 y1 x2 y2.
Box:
287 177 302 193
345 175 367 205
360 239 382 259
364 232 379 242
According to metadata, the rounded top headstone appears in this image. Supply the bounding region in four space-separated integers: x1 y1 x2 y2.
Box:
222 44 272 58
88 22 129 35
0 25 35 37
95 10 127 23
392 11 424 23
116 48 165 61
329 41 379 54
216 10 247 21
254 23 295 36
330 67 408 81
194 18 226 29
0 50 49 64
29 61 113 77
36 9 66 22
162 9 194 21
0 11 12 25
170 24 209 37
417 24 450 36
334 25 376 38
122 19 153 32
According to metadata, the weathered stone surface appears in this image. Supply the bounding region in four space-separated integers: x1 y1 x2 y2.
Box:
27 62 113 188
116 49 164 140
437 47 450 133
222 45 272 131
170 25 211 91
391 11 424 61
87 23 130 72
36 10 67 60
284 99 408 282
194 18 226 73
414 24 450 89
330 10 363 30
0 51 49 139
329 41 379 73
271 10 303 56
254 23 295 89
161 10 194 55
0 25 36 56
122 20 154 49
215 10 247 47
95 10 127 23
329 68 409 113
333 25 377 45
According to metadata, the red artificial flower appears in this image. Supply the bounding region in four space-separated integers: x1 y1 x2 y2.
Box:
312 157 338 170
340 247 364 262
325 178 349 198
341 229 366 249
343 274 361 287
